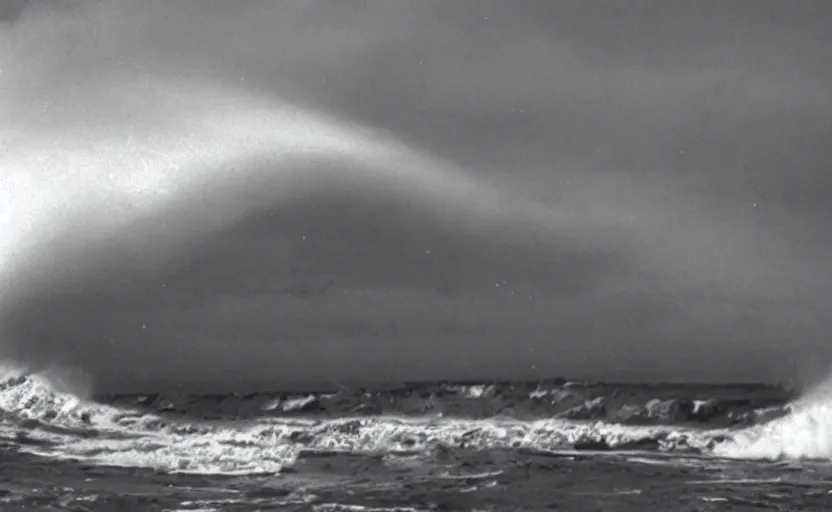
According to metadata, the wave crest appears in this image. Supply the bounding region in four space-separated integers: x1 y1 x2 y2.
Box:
714 377 832 460
0 366 810 475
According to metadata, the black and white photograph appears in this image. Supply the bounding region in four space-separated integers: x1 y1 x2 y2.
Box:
1 0 831 509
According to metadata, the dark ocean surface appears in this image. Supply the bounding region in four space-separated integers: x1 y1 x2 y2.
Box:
2 373 831 511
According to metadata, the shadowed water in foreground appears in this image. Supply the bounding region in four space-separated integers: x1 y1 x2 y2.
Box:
4 446 832 511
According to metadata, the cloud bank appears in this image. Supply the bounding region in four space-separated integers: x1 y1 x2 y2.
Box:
1 0 830 392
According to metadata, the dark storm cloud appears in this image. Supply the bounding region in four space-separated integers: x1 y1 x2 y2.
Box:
1 0 831 392
0 0 27 23
1 182 629 391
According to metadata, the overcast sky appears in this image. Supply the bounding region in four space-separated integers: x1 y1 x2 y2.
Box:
1 0 831 393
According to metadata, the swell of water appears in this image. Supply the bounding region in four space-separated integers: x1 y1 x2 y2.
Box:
0 363 826 473
0 368 300 474
0 369 733 475
715 374 832 460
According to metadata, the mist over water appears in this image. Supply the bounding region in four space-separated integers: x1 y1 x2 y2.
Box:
1 0 831 394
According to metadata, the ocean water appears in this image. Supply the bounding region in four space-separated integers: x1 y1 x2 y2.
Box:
2 370 832 511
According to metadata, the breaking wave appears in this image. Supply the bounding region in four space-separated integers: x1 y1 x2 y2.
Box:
0 365 809 475
714 376 832 461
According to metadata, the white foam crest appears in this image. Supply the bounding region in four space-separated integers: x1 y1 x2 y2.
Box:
39 429 303 475
313 506 429 512
47 412 716 475
713 386 832 461
0 368 300 474
0 367 732 475
283 416 719 455
0 374 87 425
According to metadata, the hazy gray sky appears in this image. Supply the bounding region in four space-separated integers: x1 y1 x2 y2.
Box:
1 0 830 392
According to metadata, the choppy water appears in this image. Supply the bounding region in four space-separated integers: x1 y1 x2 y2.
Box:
2 370 832 510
